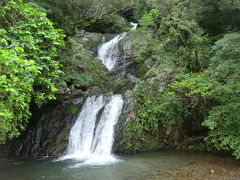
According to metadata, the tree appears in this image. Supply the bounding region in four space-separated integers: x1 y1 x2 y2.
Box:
202 32 240 159
0 0 64 143
136 1 210 72
133 0 147 20
208 33 240 82
28 0 134 34
189 0 240 35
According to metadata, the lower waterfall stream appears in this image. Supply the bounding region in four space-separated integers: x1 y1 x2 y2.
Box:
97 32 127 70
58 95 124 166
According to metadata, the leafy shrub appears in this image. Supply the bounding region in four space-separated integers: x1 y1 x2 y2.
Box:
202 33 240 159
0 0 64 142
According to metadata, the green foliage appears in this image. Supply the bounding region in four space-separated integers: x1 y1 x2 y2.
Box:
86 14 129 33
59 39 109 89
134 31 240 159
126 121 143 134
135 81 161 132
0 0 64 143
1 0 239 160
135 73 216 133
60 48 95 88
132 2 214 147
123 120 161 153
209 33 240 81
133 0 147 19
133 1 210 74
189 0 240 35
0 48 37 142
158 1 210 72
61 56 108 88
201 33 240 159
27 0 133 34
139 9 160 29
133 9 162 67
203 83 240 159
130 30 162 66
69 105 79 114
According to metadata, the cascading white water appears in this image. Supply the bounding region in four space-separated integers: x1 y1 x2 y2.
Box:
98 32 127 70
130 22 138 30
58 95 124 166
97 22 137 71
90 96 124 155
66 96 105 156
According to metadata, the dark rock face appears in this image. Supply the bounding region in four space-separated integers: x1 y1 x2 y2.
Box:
74 30 104 52
115 38 137 76
113 90 136 153
2 98 84 159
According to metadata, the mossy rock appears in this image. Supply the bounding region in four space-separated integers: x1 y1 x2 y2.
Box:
69 104 79 114
123 132 162 153
136 64 149 79
120 120 163 153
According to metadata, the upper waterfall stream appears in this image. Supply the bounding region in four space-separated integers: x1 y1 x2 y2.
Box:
97 22 137 70
97 32 127 70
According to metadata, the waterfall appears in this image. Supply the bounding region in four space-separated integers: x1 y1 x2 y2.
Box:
97 32 127 70
57 22 137 166
97 22 137 71
130 22 138 30
90 96 123 155
58 95 124 165
66 96 105 156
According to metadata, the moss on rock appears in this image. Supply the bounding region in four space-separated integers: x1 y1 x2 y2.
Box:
69 104 79 114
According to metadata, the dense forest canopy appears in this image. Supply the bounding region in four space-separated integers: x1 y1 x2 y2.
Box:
0 0 240 159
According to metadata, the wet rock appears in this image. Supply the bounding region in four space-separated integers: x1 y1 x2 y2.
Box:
116 39 137 76
2 99 84 159
74 30 104 52
127 73 141 84
56 87 84 100
113 90 136 153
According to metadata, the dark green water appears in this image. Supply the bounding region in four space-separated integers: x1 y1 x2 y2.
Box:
0 151 238 180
